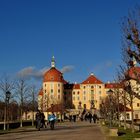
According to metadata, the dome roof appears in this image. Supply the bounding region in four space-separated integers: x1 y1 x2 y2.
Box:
43 67 64 83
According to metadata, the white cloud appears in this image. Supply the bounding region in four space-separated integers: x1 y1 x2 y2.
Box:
17 66 49 80
61 65 74 73
17 65 74 80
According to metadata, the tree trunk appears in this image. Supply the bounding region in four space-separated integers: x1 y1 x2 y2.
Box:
3 105 6 130
123 91 127 130
117 91 121 127
32 111 34 126
130 100 134 133
20 108 23 127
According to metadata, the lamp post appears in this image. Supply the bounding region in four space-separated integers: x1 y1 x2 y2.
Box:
107 89 113 128
3 91 11 130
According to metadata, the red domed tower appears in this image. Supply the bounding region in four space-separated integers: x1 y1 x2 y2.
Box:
40 56 66 111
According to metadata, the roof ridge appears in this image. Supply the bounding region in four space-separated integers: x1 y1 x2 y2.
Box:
81 74 103 84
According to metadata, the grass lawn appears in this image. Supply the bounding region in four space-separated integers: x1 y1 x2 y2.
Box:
108 127 140 140
101 125 140 140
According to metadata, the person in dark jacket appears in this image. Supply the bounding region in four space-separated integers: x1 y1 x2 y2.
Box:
36 110 42 131
41 112 46 128
88 112 92 123
93 114 98 123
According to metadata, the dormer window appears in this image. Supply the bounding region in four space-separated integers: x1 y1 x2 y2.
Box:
51 76 54 80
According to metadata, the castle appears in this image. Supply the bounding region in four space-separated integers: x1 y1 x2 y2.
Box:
38 56 120 115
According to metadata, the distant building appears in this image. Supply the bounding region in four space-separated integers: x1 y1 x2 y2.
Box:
38 57 140 120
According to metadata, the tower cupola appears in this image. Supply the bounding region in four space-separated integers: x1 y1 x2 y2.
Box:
51 56 55 68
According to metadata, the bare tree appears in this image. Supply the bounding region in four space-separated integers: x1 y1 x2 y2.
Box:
120 7 140 133
15 79 30 127
0 75 15 130
28 85 38 126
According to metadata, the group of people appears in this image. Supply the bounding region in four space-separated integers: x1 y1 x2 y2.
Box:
80 110 98 123
68 112 98 123
35 110 56 131
36 109 98 131
84 112 98 123
35 110 47 130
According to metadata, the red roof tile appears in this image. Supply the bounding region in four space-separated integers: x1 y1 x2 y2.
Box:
73 84 80 89
81 74 103 84
127 67 140 80
38 89 43 96
47 104 64 112
43 67 64 83
105 83 123 89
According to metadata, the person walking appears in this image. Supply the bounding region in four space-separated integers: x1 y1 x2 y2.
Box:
93 114 98 123
41 111 47 128
36 109 42 131
48 112 56 130
88 112 92 123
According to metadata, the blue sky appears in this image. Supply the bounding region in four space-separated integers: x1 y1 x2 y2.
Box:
0 0 140 85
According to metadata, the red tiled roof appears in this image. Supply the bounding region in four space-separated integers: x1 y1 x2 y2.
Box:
63 79 68 84
47 104 64 112
73 84 80 89
81 74 103 84
127 67 140 80
38 89 43 96
43 67 65 83
105 83 123 89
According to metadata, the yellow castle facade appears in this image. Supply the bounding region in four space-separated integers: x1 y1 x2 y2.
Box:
38 57 140 120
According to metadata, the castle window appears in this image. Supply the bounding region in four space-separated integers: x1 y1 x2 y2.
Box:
51 76 54 80
91 90 94 94
91 86 94 89
137 103 140 107
126 113 130 119
51 89 53 93
77 91 79 95
135 114 139 119
58 84 60 87
58 89 60 93
73 92 75 95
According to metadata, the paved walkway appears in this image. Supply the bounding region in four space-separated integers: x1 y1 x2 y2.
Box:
0 121 106 140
